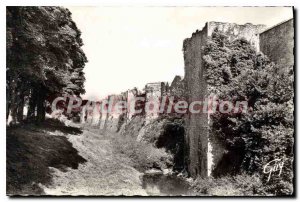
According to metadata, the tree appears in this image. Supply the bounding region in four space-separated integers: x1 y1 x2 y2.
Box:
6 6 87 124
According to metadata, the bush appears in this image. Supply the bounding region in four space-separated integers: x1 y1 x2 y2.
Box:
111 134 173 172
191 174 266 196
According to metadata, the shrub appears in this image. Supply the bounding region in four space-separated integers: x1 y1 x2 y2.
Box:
111 134 173 172
191 174 266 196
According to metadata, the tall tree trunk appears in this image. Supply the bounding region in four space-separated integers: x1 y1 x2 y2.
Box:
36 85 46 123
16 91 25 122
27 86 37 121
7 8 20 125
6 85 11 120
8 72 18 125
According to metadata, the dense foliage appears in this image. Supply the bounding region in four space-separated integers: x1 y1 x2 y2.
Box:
7 6 87 124
111 133 173 172
192 173 265 196
204 29 294 195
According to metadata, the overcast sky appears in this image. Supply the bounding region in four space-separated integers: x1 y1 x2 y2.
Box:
67 7 293 100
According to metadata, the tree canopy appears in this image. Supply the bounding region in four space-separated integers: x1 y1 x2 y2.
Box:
7 6 87 124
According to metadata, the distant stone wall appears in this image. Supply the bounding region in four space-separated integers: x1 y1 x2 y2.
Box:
170 75 185 98
90 102 100 126
259 19 294 72
126 88 139 121
81 100 98 125
81 82 169 135
103 93 127 133
81 95 126 133
144 82 168 122
99 100 108 130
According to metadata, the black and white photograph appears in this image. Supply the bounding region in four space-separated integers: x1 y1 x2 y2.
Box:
5 3 295 197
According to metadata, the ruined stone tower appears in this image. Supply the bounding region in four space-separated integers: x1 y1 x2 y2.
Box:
183 19 294 178
183 21 266 178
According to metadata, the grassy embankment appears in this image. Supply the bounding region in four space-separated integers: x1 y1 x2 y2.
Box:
7 119 86 195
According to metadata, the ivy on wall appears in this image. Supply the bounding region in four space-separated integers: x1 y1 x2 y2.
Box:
204 29 294 195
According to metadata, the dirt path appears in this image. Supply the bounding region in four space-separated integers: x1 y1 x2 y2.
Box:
41 129 147 196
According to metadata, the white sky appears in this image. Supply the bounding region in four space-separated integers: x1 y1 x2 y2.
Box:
67 7 293 100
